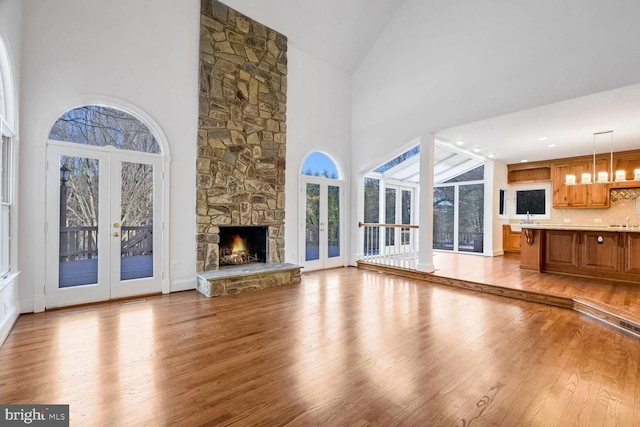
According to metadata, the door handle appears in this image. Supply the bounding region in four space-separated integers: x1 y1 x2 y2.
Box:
113 232 120 237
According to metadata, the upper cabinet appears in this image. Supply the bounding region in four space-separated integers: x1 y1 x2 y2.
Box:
509 149 640 209
552 158 609 208
507 161 551 184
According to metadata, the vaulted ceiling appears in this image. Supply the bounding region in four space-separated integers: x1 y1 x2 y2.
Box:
221 0 406 73
222 1 640 180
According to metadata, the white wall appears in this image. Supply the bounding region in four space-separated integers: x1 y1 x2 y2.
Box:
490 160 509 255
285 46 352 265
351 0 640 262
19 0 201 311
16 0 351 312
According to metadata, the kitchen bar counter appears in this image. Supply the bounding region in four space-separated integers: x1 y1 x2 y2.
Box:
520 223 640 232
519 224 640 283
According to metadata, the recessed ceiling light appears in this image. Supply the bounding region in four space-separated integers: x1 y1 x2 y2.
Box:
547 143 556 148
487 153 495 158
520 159 528 163
472 148 481 153
538 136 549 141
456 140 464 146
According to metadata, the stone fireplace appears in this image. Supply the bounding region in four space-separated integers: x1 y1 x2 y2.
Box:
218 225 268 267
195 1 300 297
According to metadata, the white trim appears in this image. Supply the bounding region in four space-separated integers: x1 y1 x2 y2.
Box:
44 96 172 160
170 278 196 292
299 175 346 271
359 137 421 175
300 148 345 180
510 182 552 221
0 305 18 347
44 97 172 304
498 188 508 219
44 99 172 308
0 35 17 132
47 139 164 159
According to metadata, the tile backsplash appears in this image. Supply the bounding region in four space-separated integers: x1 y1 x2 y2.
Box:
511 188 640 227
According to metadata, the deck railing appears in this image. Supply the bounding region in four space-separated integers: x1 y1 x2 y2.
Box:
59 226 98 262
121 225 153 257
359 222 419 269
59 225 153 262
433 231 483 252
359 223 484 269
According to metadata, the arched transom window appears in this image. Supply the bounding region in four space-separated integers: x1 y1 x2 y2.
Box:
49 105 160 154
301 151 340 179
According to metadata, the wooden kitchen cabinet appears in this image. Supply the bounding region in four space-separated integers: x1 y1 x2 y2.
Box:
522 226 640 282
544 230 579 269
580 231 620 273
502 225 521 253
552 159 610 208
520 228 543 272
586 183 610 207
507 162 551 184
586 158 610 207
553 163 587 207
624 233 640 275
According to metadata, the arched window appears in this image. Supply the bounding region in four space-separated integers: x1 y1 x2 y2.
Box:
0 72 4 119
49 105 161 154
301 151 340 179
300 151 344 270
0 36 16 278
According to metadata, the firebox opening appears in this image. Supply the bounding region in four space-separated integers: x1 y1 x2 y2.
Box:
218 226 268 267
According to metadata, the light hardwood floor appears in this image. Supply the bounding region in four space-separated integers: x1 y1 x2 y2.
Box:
360 251 640 332
1 265 639 426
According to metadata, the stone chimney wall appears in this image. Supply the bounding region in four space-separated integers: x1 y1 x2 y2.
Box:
197 1 288 271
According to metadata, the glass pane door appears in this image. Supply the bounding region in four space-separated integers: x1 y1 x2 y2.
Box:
301 179 343 270
59 155 100 288
433 186 455 250
109 153 162 300
305 183 320 262
46 147 110 308
120 162 154 280
401 189 412 245
46 146 162 308
385 188 396 246
458 184 484 253
327 185 340 258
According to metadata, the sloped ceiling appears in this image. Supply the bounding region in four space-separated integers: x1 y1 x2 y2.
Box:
219 1 640 175
220 0 406 72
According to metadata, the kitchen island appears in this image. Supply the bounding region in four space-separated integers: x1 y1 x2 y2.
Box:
520 224 640 283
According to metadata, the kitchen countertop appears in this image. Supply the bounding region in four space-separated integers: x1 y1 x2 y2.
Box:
518 223 640 232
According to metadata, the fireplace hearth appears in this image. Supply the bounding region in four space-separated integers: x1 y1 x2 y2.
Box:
218 226 268 267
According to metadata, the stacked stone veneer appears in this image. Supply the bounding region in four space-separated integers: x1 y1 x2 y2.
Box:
197 1 288 272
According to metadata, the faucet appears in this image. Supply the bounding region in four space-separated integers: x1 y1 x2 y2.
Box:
626 216 630 228
522 211 532 224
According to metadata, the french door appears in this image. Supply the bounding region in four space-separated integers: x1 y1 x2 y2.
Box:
384 185 414 252
45 144 163 308
302 178 344 271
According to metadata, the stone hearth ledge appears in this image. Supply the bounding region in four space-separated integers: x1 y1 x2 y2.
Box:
196 263 302 297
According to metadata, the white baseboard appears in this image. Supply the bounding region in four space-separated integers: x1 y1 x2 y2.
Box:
0 306 19 347
170 278 196 292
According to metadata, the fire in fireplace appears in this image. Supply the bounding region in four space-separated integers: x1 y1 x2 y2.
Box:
218 226 268 267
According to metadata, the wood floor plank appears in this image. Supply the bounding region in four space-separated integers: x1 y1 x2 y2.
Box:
1 267 640 426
